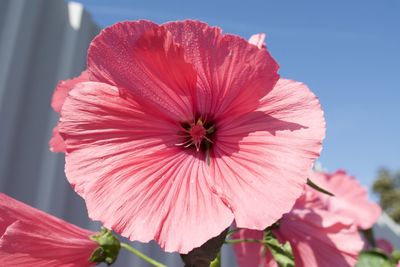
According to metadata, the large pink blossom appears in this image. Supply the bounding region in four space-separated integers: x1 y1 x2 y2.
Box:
311 170 381 229
54 20 325 253
0 193 98 266
233 188 364 267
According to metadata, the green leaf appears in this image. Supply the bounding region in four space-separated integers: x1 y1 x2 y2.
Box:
263 231 294 267
181 228 228 267
307 178 335 196
391 250 400 264
356 250 392 267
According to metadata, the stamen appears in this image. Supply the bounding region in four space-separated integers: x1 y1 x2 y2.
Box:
176 116 216 156
190 124 206 151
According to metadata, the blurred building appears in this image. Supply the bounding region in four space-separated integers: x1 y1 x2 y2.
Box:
375 213 400 249
0 0 189 266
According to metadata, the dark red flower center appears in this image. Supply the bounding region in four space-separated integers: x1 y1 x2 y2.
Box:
189 124 207 150
177 118 216 154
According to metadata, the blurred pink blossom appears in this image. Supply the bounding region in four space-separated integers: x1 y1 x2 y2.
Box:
0 193 97 266
375 238 394 255
311 170 381 229
233 187 363 267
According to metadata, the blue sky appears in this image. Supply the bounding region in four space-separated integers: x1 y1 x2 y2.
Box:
75 0 400 193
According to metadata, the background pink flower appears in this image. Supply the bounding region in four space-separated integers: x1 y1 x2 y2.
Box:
275 206 363 267
311 170 381 229
56 20 325 253
375 238 394 255
233 229 264 267
233 187 364 267
49 70 89 153
232 229 278 267
0 193 98 266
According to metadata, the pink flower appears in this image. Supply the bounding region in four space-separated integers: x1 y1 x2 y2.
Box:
275 205 363 267
233 229 277 267
375 238 394 255
234 188 363 267
55 20 325 253
311 170 381 229
0 193 98 266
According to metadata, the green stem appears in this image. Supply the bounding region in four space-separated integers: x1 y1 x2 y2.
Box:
226 228 240 238
209 251 221 267
224 238 264 244
362 228 376 248
120 242 167 267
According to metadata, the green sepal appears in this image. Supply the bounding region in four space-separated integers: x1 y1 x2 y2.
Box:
356 250 393 267
205 142 211 166
390 250 400 265
180 228 228 267
89 228 121 265
263 230 295 267
307 178 335 196
209 251 221 267
361 228 376 248
206 125 216 134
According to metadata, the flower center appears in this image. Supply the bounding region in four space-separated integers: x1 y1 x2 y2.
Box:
189 124 206 151
177 117 216 153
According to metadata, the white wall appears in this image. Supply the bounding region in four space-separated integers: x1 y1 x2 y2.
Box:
375 213 400 249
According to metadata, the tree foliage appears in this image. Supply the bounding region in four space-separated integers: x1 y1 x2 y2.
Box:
373 168 400 223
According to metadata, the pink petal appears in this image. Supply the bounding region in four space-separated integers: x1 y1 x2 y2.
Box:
49 125 66 153
276 207 363 267
311 170 381 229
49 71 90 153
232 229 279 267
375 238 394 255
88 20 197 122
51 70 90 113
232 228 279 267
0 193 96 266
59 82 234 253
248 33 266 49
232 229 264 267
265 253 279 267
209 79 325 229
1 221 96 266
164 20 279 118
